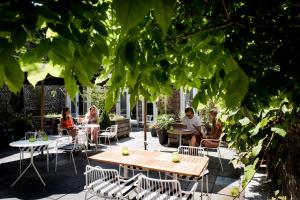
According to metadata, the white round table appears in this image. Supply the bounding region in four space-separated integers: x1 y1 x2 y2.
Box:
9 140 53 187
76 124 100 150
77 124 100 129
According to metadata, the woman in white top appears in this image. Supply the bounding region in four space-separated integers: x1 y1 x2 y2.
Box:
84 105 99 143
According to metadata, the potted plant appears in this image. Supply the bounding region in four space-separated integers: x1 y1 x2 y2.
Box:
149 123 158 137
155 114 175 145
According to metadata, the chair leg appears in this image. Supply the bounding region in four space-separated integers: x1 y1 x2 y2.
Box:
47 148 49 172
84 147 90 165
217 148 223 172
55 151 58 172
206 175 209 197
71 152 77 175
19 151 22 174
201 177 204 198
84 191 88 200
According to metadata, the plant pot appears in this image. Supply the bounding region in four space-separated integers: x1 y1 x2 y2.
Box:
157 128 168 145
150 127 157 137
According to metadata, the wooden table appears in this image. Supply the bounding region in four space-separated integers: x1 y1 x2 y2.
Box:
168 129 195 146
89 148 209 178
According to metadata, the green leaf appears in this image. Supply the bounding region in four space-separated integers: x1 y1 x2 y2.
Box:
239 117 251 126
249 125 260 136
64 66 78 99
224 58 249 109
94 21 108 36
50 23 74 40
2 56 24 93
251 138 264 157
125 40 137 67
153 0 175 39
271 126 287 137
105 90 117 111
113 0 153 34
11 26 27 48
27 63 48 86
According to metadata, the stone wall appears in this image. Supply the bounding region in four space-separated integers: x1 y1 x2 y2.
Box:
23 85 65 115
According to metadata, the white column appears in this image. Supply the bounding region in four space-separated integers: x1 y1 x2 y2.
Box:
116 95 121 115
141 97 145 122
126 91 131 119
66 94 71 108
192 88 197 98
153 101 158 120
75 92 79 115
180 87 185 114
86 87 91 111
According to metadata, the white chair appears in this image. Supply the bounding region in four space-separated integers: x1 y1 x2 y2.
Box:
19 131 49 174
165 146 209 198
84 165 139 200
98 125 118 147
55 131 89 175
137 174 198 200
119 165 149 179
200 133 224 172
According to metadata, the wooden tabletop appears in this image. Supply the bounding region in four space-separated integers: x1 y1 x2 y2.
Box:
168 129 195 135
89 148 209 177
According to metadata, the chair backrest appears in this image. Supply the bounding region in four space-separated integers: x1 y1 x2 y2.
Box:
24 131 37 140
85 165 122 198
137 175 182 200
146 115 153 121
178 146 204 157
110 125 118 136
56 135 72 148
77 131 88 145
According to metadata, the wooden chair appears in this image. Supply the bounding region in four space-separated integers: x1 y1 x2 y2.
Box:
84 165 139 200
137 174 198 200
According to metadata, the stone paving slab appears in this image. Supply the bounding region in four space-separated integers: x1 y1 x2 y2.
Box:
0 131 241 200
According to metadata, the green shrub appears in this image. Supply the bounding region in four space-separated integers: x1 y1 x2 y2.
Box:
99 111 111 129
11 117 34 140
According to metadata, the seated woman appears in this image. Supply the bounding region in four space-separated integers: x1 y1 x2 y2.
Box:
84 105 99 143
201 109 222 148
60 107 77 138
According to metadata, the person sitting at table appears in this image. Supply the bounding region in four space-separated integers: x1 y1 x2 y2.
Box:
201 108 222 148
60 107 77 138
180 107 201 147
84 105 100 143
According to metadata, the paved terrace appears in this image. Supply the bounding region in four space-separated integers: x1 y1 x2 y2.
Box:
0 131 242 200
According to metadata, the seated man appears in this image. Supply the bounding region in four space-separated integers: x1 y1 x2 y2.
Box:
180 107 202 146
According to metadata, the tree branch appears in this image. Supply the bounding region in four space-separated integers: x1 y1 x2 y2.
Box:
221 0 230 20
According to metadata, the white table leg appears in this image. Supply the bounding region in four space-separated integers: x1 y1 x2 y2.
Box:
179 135 182 146
173 173 178 180
11 147 46 187
123 165 128 179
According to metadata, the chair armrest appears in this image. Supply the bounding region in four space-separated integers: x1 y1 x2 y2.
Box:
200 138 220 147
190 182 198 193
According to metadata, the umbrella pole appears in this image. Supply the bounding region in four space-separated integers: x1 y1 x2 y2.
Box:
143 98 147 150
40 81 45 131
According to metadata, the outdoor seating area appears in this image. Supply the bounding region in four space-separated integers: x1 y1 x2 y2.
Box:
1 1 298 199
0 130 245 200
